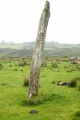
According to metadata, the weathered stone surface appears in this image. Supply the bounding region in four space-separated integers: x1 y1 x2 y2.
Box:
28 1 50 98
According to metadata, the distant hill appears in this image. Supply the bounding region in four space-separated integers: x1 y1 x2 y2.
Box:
0 42 80 57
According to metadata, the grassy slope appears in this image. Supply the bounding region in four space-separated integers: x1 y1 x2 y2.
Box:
0 59 80 120
0 43 80 57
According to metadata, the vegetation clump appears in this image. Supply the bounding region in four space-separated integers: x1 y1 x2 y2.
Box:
9 64 12 67
64 65 68 69
0 63 3 70
30 110 38 114
73 111 80 120
71 61 77 64
22 93 63 107
51 80 55 84
51 62 58 68
19 61 27 66
23 76 29 86
13 68 18 71
77 65 80 70
22 94 43 106
69 78 77 88
78 86 80 91
41 61 47 67
2 82 8 85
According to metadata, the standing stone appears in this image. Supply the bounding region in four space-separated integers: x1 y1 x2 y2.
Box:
28 1 50 98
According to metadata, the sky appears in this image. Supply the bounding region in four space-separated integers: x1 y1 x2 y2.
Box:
0 0 80 44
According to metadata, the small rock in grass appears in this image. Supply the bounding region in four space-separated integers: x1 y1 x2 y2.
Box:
2 82 8 85
30 110 38 114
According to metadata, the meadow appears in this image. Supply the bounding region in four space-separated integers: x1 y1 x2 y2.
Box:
0 57 80 120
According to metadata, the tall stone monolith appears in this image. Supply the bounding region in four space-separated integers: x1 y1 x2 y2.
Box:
28 1 50 98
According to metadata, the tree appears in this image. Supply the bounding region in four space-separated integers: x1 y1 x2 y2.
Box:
28 1 50 98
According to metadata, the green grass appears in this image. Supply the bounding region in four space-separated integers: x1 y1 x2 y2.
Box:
0 58 80 120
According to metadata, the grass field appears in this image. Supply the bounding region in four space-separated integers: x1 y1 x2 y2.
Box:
0 57 80 120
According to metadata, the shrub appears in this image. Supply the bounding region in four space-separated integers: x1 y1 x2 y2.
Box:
78 86 80 91
64 65 68 69
41 61 47 67
71 61 77 64
56 58 61 62
22 94 43 106
2 82 8 85
77 65 80 70
0 63 3 70
19 61 27 66
66 69 73 72
22 93 58 106
73 111 80 120
15 64 17 66
75 77 80 80
43 93 62 101
0 66 2 70
51 62 58 68
69 78 77 88
75 111 80 117
51 80 55 84
9 64 12 67
13 68 18 71
23 76 29 86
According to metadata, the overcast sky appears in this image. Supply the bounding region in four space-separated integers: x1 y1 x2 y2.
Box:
0 0 80 44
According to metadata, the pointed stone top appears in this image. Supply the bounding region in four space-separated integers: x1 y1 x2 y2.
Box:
43 0 50 12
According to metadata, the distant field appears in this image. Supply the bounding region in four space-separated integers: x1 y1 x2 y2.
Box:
0 43 80 57
0 44 23 49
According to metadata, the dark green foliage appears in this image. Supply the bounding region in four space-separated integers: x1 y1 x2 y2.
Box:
75 111 80 117
69 78 77 87
0 63 3 66
43 93 63 102
0 63 3 70
66 69 73 72
22 95 43 106
9 64 12 67
77 65 80 70
51 80 55 84
0 67 2 70
64 65 68 69
22 93 63 106
23 76 29 86
78 86 80 91
13 68 18 71
51 62 58 68
2 82 8 85
73 111 80 120
41 61 47 67
19 61 27 66
75 77 80 80
22 93 62 106
71 61 77 64
15 64 17 66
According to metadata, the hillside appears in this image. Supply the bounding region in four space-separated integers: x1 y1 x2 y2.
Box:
0 42 80 57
